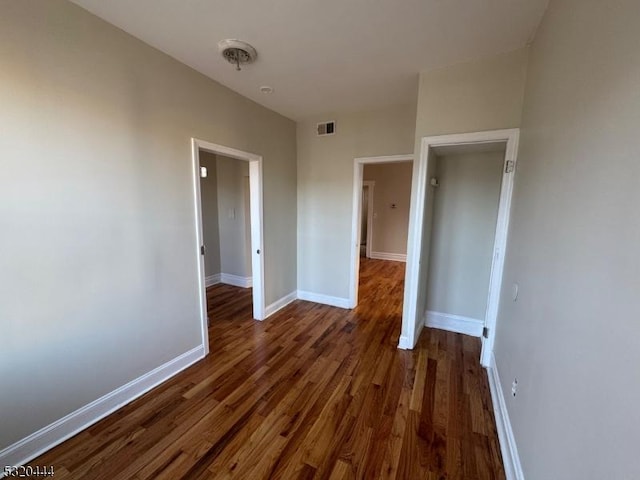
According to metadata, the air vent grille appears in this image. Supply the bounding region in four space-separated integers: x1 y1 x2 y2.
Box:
317 121 336 136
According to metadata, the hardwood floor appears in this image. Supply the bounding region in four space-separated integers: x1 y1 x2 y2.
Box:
35 258 505 479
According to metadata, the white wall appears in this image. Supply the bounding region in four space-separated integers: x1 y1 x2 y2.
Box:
363 162 413 256
216 155 251 278
0 0 296 452
199 151 221 277
495 0 640 478
297 104 417 299
406 47 529 345
426 151 504 320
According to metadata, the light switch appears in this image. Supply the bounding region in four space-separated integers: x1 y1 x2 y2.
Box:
228 208 235 219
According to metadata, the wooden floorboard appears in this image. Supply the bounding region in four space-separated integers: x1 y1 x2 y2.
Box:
34 258 505 479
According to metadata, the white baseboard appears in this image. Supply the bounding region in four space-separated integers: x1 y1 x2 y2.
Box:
369 251 407 262
397 335 413 349
487 353 525 480
296 290 351 309
0 345 205 471
265 291 297 318
220 273 252 288
205 273 221 287
425 310 484 337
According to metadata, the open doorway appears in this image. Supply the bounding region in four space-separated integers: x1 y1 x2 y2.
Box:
425 142 506 339
360 181 374 258
349 154 414 308
191 139 265 355
401 129 519 366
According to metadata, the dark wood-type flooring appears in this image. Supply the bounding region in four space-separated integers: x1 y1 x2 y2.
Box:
36 258 505 479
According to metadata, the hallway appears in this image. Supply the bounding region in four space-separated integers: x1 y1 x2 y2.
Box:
35 259 504 479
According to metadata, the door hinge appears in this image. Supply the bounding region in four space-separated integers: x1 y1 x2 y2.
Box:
200 245 206 255
505 160 515 173
483 327 489 339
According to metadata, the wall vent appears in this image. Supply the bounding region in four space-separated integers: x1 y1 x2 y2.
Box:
317 121 336 136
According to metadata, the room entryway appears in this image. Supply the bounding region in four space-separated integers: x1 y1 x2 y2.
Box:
349 154 414 310
401 129 519 365
192 139 265 354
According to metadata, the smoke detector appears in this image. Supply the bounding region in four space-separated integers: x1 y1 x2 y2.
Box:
218 39 257 71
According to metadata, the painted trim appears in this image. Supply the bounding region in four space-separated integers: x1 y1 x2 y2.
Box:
205 273 221 287
191 139 210 355
424 311 483 337
397 335 413 350
369 251 407 262
297 290 351 309
401 149 429 350
349 154 414 310
0 346 204 471
480 130 520 367
192 138 266 324
487 353 525 480
264 291 298 318
220 273 252 288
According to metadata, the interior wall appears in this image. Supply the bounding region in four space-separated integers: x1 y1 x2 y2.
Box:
360 187 369 246
363 162 413 256
0 0 296 451
406 47 529 345
199 151 221 277
216 155 251 278
494 0 640 478
297 103 417 299
426 151 504 320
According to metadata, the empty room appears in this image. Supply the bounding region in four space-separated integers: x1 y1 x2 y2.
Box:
2 1 639 479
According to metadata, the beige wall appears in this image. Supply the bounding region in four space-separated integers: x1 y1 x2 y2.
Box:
426 151 504 320
363 162 413 256
407 48 529 344
297 104 417 298
200 152 221 277
495 1 640 478
0 0 296 451
216 155 251 278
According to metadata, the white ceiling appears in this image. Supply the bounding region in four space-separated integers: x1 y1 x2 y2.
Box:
70 0 548 120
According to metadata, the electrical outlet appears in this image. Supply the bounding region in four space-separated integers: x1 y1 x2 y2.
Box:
511 378 518 397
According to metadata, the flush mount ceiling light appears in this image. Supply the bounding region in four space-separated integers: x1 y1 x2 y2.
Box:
260 86 274 94
218 39 257 71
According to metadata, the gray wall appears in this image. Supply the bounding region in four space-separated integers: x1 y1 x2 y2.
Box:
495 0 640 478
426 151 504 320
297 104 417 298
363 162 413 256
216 155 251 278
200 152 221 277
0 0 296 451
408 47 529 344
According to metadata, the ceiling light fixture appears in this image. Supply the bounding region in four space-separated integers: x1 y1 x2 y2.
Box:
260 86 274 94
218 39 257 71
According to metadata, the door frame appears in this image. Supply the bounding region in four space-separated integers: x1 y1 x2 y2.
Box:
401 128 519 367
191 138 265 355
349 154 414 308
362 181 375 258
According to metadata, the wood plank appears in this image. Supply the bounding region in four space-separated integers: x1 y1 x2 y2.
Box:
31 258 505 479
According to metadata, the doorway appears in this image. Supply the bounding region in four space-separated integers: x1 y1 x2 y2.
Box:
349 154 414 308
401 129 519 366
360 181 374 258
191 139 265 355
